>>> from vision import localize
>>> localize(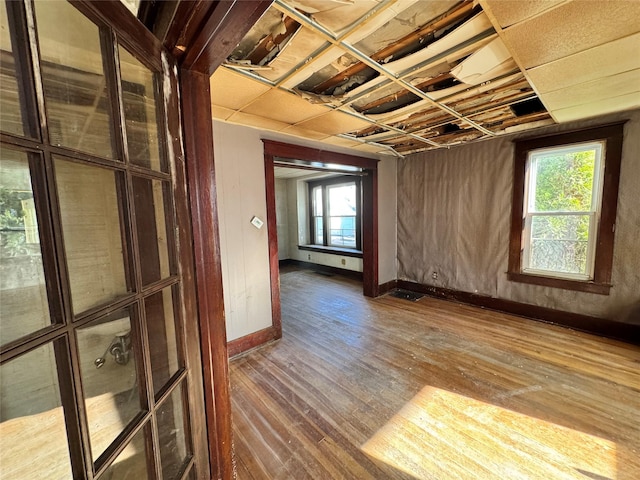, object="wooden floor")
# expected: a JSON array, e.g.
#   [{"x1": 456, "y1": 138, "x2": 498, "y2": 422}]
[{"x1": 229, "y1": 268, "x2": 640, "y2": 480}]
